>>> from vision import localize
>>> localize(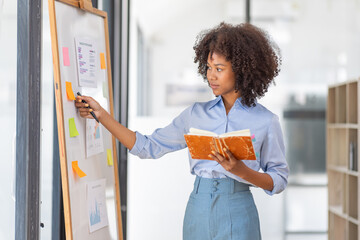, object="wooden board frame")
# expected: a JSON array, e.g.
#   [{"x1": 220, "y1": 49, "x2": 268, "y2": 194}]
[{"x1": 48, "y1": 0, "x2": 123, "y2": 239}]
